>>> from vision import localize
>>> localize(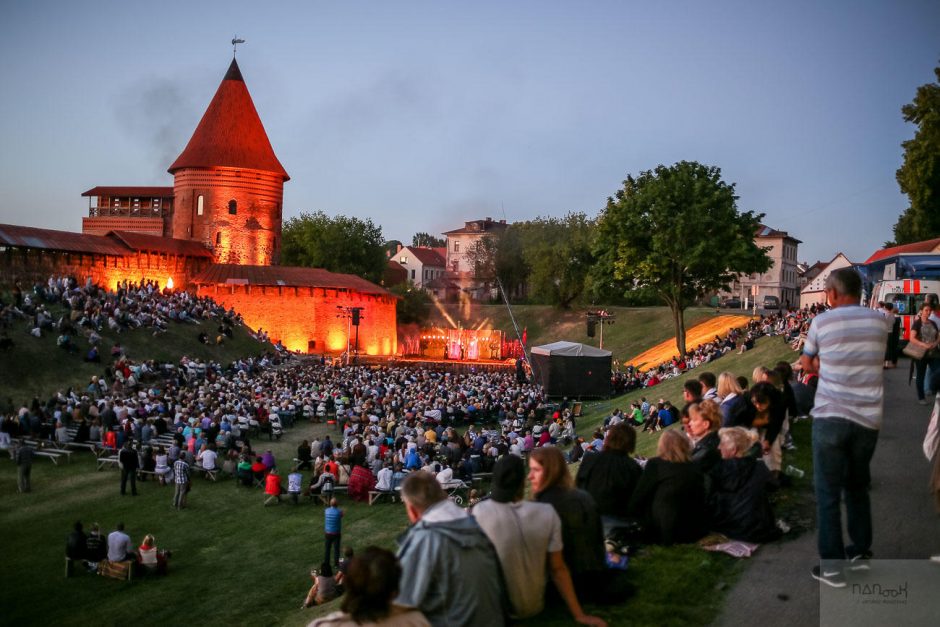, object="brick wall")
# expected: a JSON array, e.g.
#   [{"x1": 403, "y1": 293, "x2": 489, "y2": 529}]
[
  {"x1": 170, "y1": 166, "x2": 284, "y2": 266},
  {"x1": 0, "y1": 248, "x2": 208, "y2": 290},
  {"x1": 196, "y1": 283, "x2": 398, "y2": 355},
  {"x1": 81, "y1": 216, "x2": 164, "y2": 236}
]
